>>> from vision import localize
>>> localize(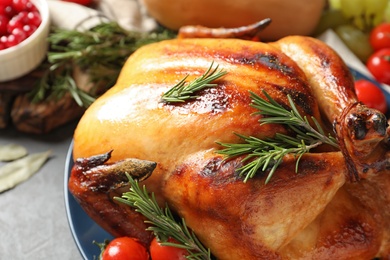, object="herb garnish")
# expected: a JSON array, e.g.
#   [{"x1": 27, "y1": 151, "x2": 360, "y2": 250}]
[
  {"x1": 217, "y1": 91, "x2": 339, "y2": 183},
  {"x1": 116, "y1": 174, "x2": 212, "y2": 260},
  {"x1": 29, "y1": 22, "x2": 176, "y2": 107},
  {"x1": 161, "y1": 62, "x2": 227, "y2": 103}
]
